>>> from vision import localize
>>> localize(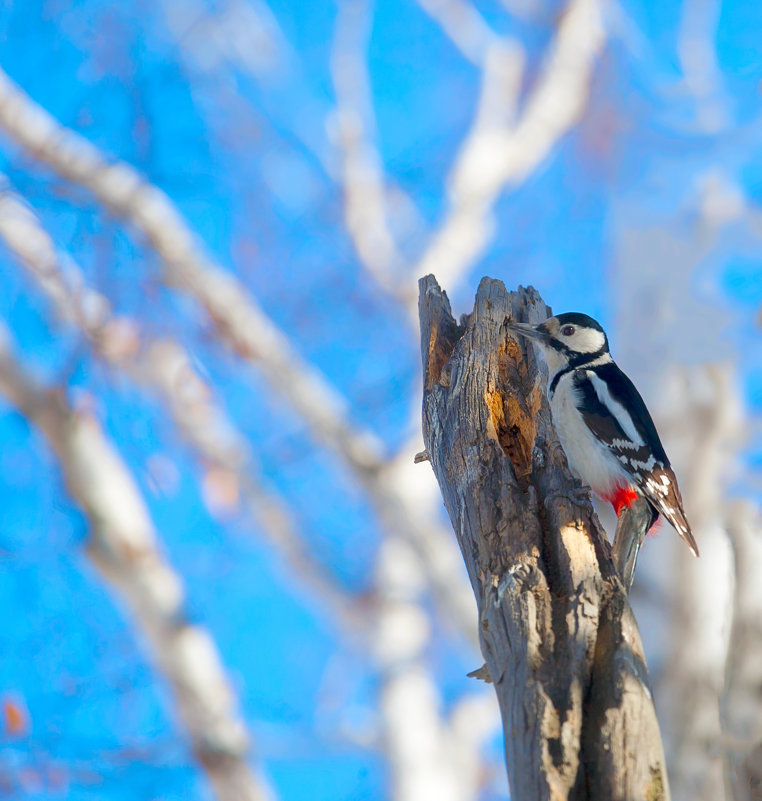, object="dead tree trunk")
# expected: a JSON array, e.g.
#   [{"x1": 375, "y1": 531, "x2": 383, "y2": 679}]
[{"x1": 419, "y1": 275, "x2": 670, "y2": 801}]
